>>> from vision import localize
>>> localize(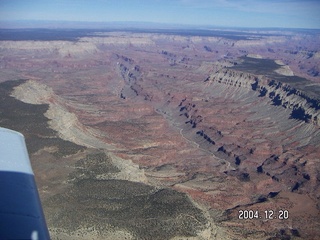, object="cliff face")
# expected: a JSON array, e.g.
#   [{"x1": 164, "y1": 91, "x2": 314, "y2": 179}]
[
  {"x1": 71, "y1": 40, "x2": 320, "y2": 238},
  {"x1": 11, "y1": 80, "x2": 115, "y2": 149},
  {"x1": 206, "y1": 68, "x2": 320, "y2": 126},
  {"x1": 172, "y1": 64, "x2": 320, "y2": 210},
  {"x1": 2, "y1": 29, "x2": 320, "y2": 239}
]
